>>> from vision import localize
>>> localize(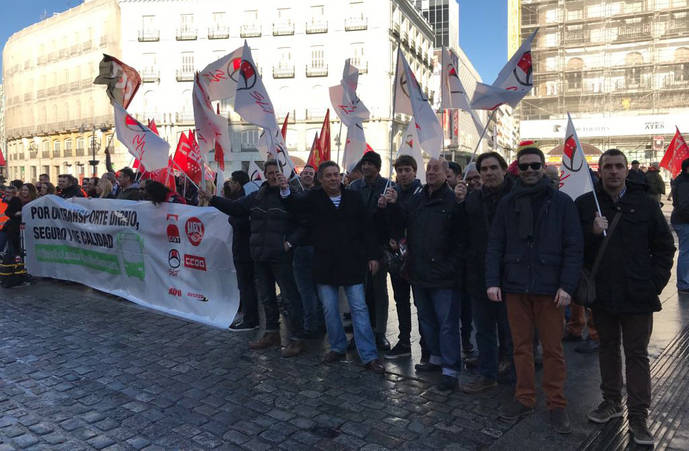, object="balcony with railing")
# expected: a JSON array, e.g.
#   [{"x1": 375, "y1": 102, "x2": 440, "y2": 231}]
[
  {"x1": 306, "y1": 19, "x2": 328, "y2": 34},
  {"x1": 305, "y1": 108, "x2": 327, "y2": 120},
  {"x1": 142, "y1": 68, "x2": 160, "y2": 83},
  {"x1": 615, "y1": 22, "x2": 652, "y2": 42},
  {"x1": 564, "y1": 29, "x2": 590, "y2": 45},
  {"x1": 273, "y1": 64, "x2": 295, "y2": 78},
  {"x1": 273, "y1": 20, "x2": 295, "y2": 36},
  {"x1": 42, "y1": 150, "x2": 50, "y2": 159},
  {"x1": 176, "y1": 69, "x2": 194, "y2": 82},
  {"x1": 306, "y1": 64, "x2": 328, "y2": 77},
  {"x1": 76, "y1": 145, "x2": 85, "y2": 157},
  {"x1": 176, "y1": 27, "x2": 198, "y2": 40},
  {"x1": 81, "y1": 41, "x2": 92, "y2": 52},
  {"x1": 345, "y1": 16, "x2": 368, "y2": 31},
  {"x1": 138, "y1": 29, "x2": 160, "y2": 42},
  {"x1": 64, "y1": 146, "x2": 73, "y2": 157},
  {"x1": 175, "y1": 112, "x2": 195, "y2": 123},
  {"x1": 666, "y1": 19, "x2": 689, "y2": 35},
  {"x1": 661, "y1": 71, "x2": 689, "y2": 89},
  {"x1": 208, "y1": 25, "x2": 229, "y2": 39},
  {"x1": 240, "y1": 24, "x2": 261, "y2": 38},
  {"x1": 52, "y1": 148, "x2": 60, "y2": 158},
  {"x1": 352, "y1": 61, "x2": 368, "y2": 74}
]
